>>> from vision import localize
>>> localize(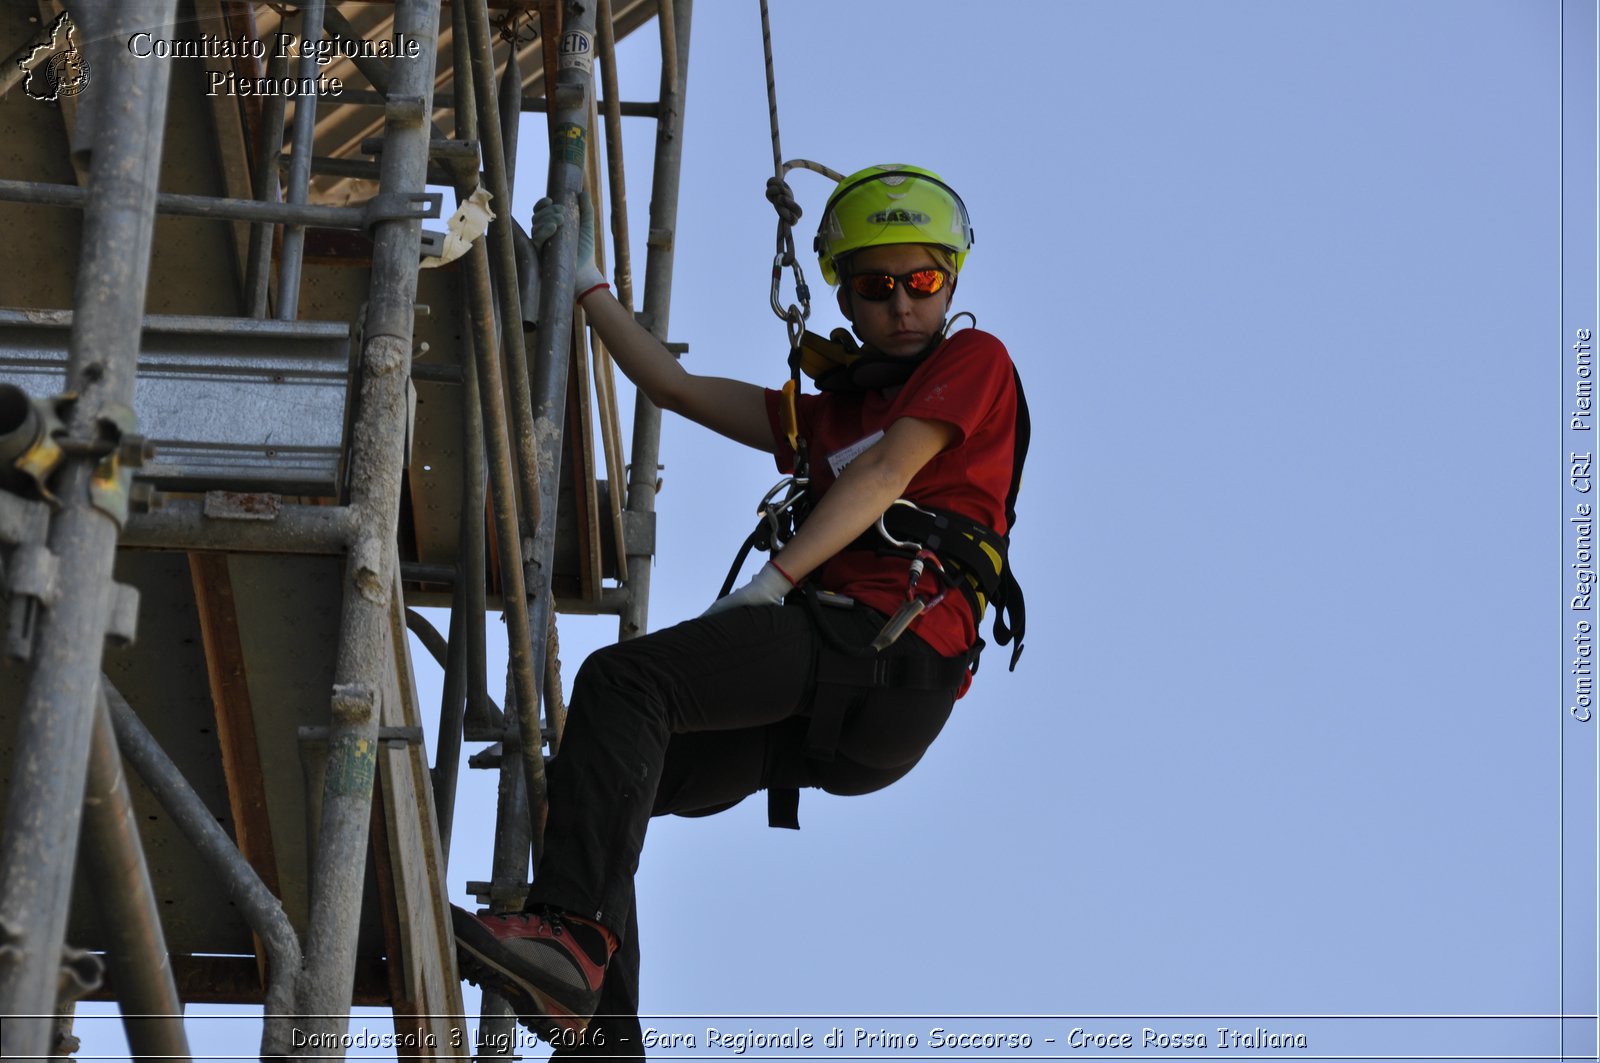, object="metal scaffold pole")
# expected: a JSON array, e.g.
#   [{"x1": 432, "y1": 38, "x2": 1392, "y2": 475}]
[
  {"x1": 289, "y1": 0, "x2": 442, "y2": 1047},
  {"x1": 464, "y1": 0, "x2": 603, "y2": 869},
  {"x1": 81, "y1": 689, "x2": 189, "y2": 1061},
  {"x1": 621, "y1": 0, "x2": 692, "y2": 643},
  {"x1": 0, "y1": 1, "x2": 178, "y2": 1055}
]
